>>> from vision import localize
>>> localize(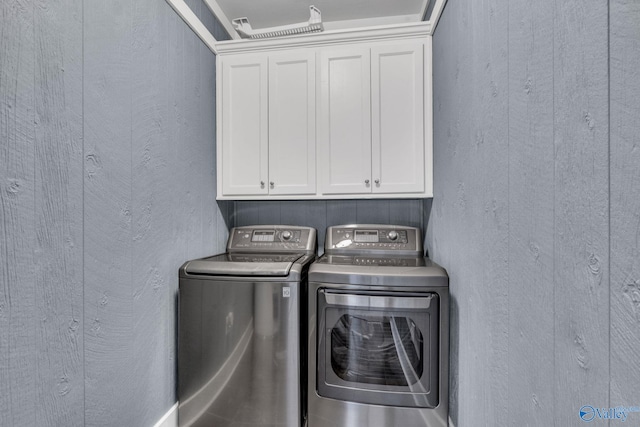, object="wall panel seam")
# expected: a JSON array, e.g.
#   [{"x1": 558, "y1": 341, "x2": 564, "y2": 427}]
[
  {"x1": 607, "y1": 0, "x2": 611, "y2": 416},
  {"x1": 129, "y1": 1, "x2": 135, "y2": 420},
  {"x1": 552, "y1": 1, "x2": 557, "y2": 424},
  {"x1": 82, "y1": 0, "x2": 86, "y2": 423},
  {"x1": 506, "y1": 0, "x2": 510, "y2": 418},
  {"x1": 32, "y1": 2, "x2": 37, "y2": 425}
]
